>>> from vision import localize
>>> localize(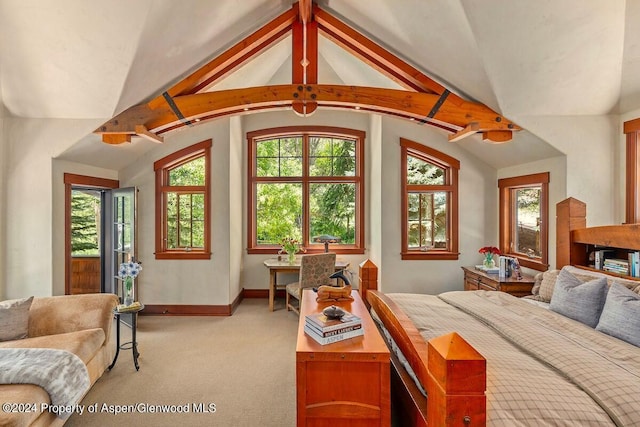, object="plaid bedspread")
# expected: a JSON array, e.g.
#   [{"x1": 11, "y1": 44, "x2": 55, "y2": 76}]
[{"x1": 386, "y1": 291, "x2": 640, "y2": 426}]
